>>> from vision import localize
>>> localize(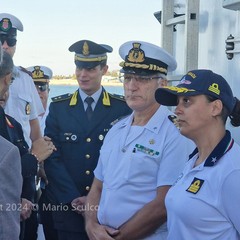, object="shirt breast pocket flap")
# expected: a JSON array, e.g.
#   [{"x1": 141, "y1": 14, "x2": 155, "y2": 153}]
[{"x1": 17, "y1": 93, "x2": 31, "y2": 103}]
